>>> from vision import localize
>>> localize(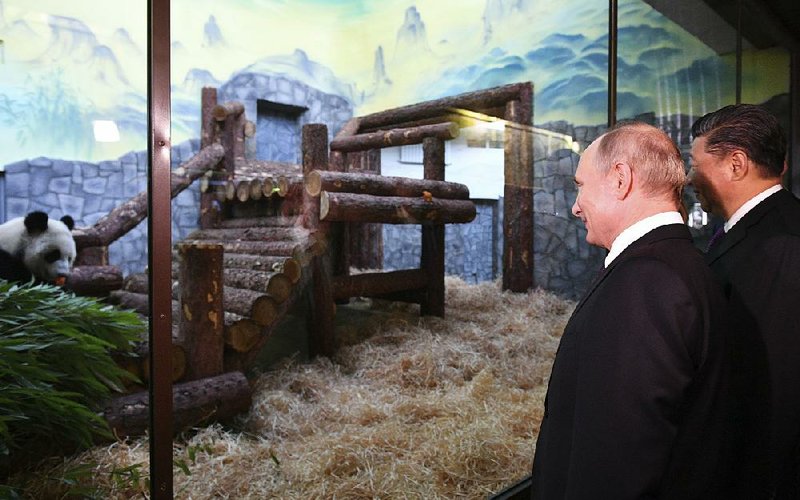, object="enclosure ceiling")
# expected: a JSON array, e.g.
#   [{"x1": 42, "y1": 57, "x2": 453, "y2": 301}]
[{"x1": 644, "y1": 0, "x2": 800, "y2": 53}]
